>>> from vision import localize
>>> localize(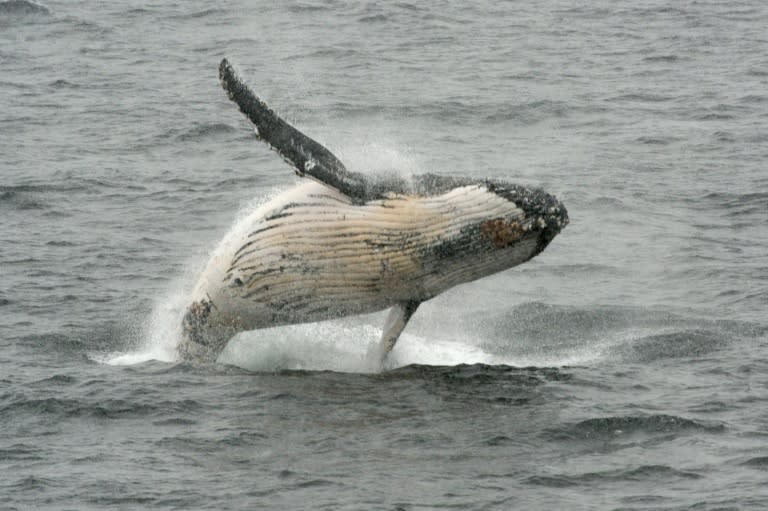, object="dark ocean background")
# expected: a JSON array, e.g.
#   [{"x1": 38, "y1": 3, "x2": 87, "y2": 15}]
[{"x1": 2, "y1": 0, "x2": 767, "y2": 509}]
